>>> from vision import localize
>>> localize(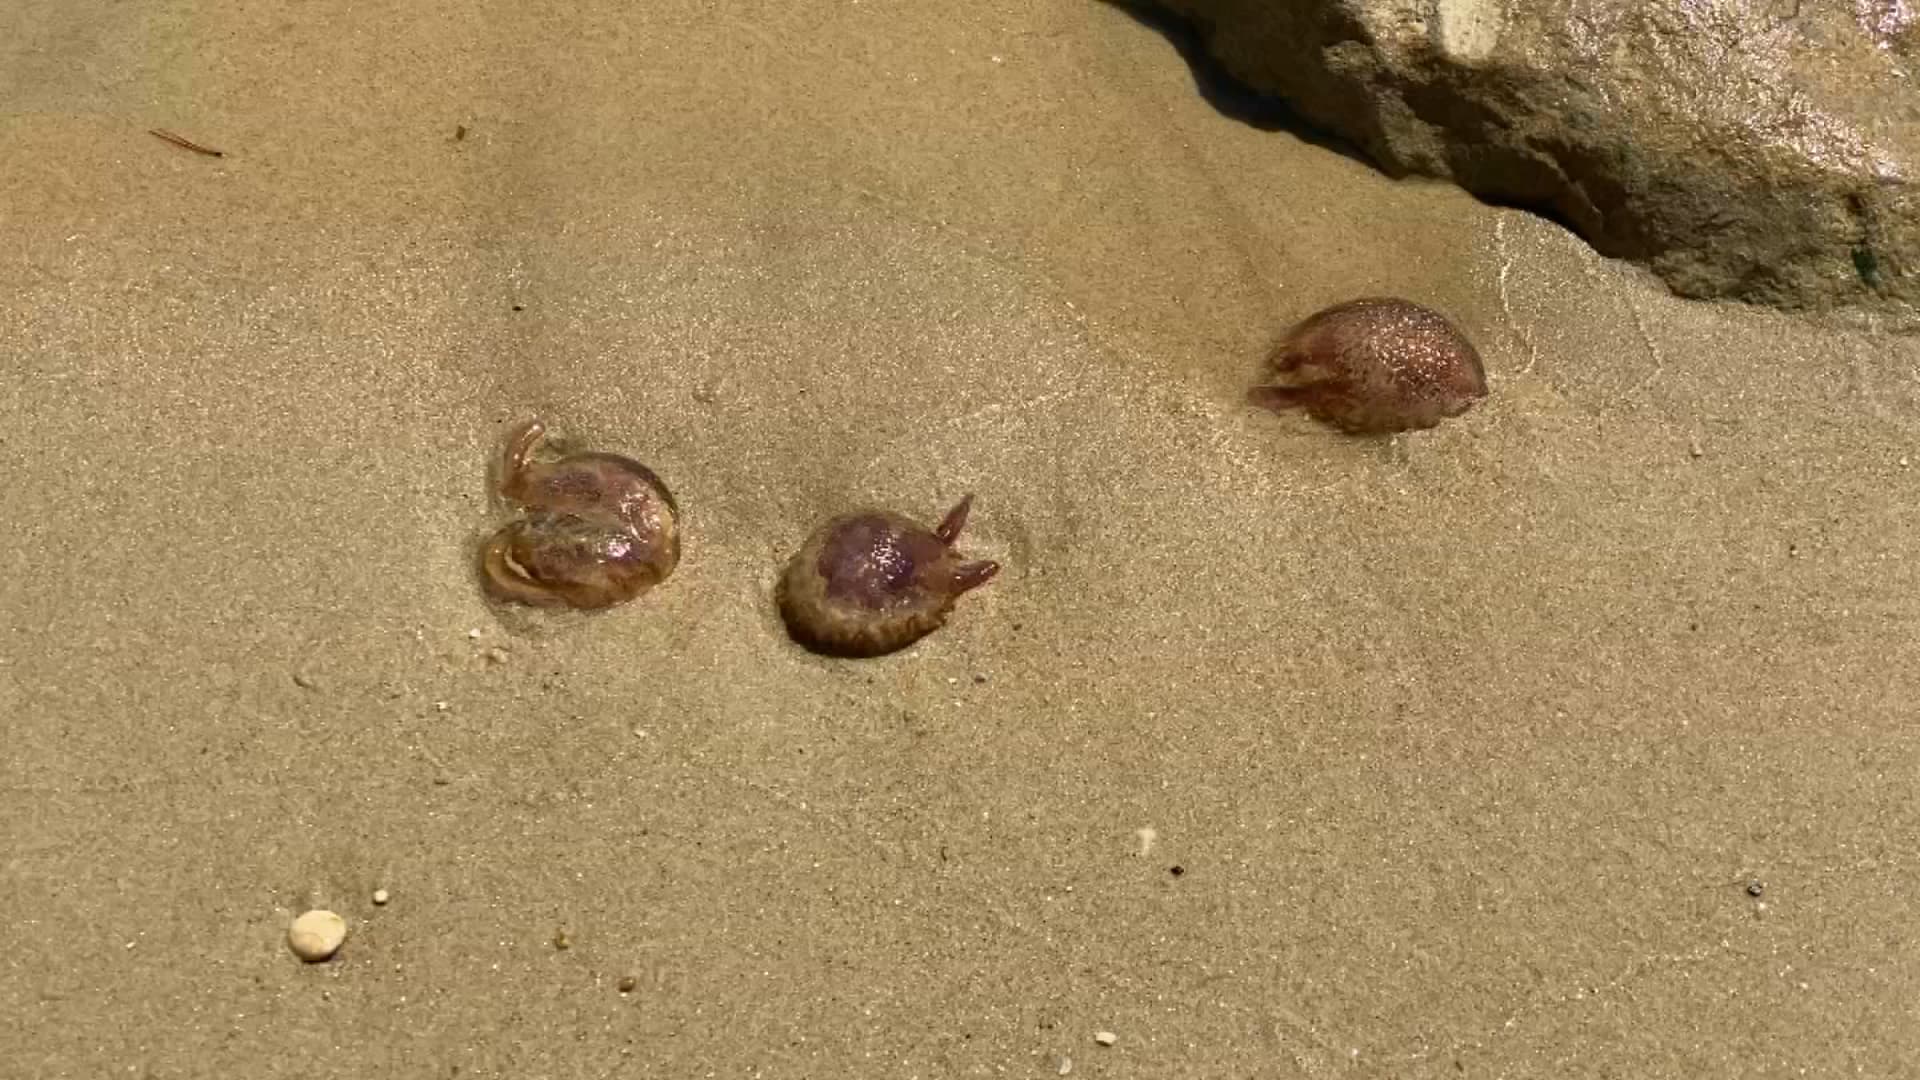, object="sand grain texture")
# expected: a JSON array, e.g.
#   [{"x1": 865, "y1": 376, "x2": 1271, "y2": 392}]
[{"x1": 4, "y1": 1, "x2": 1918, "y2": 1077}]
